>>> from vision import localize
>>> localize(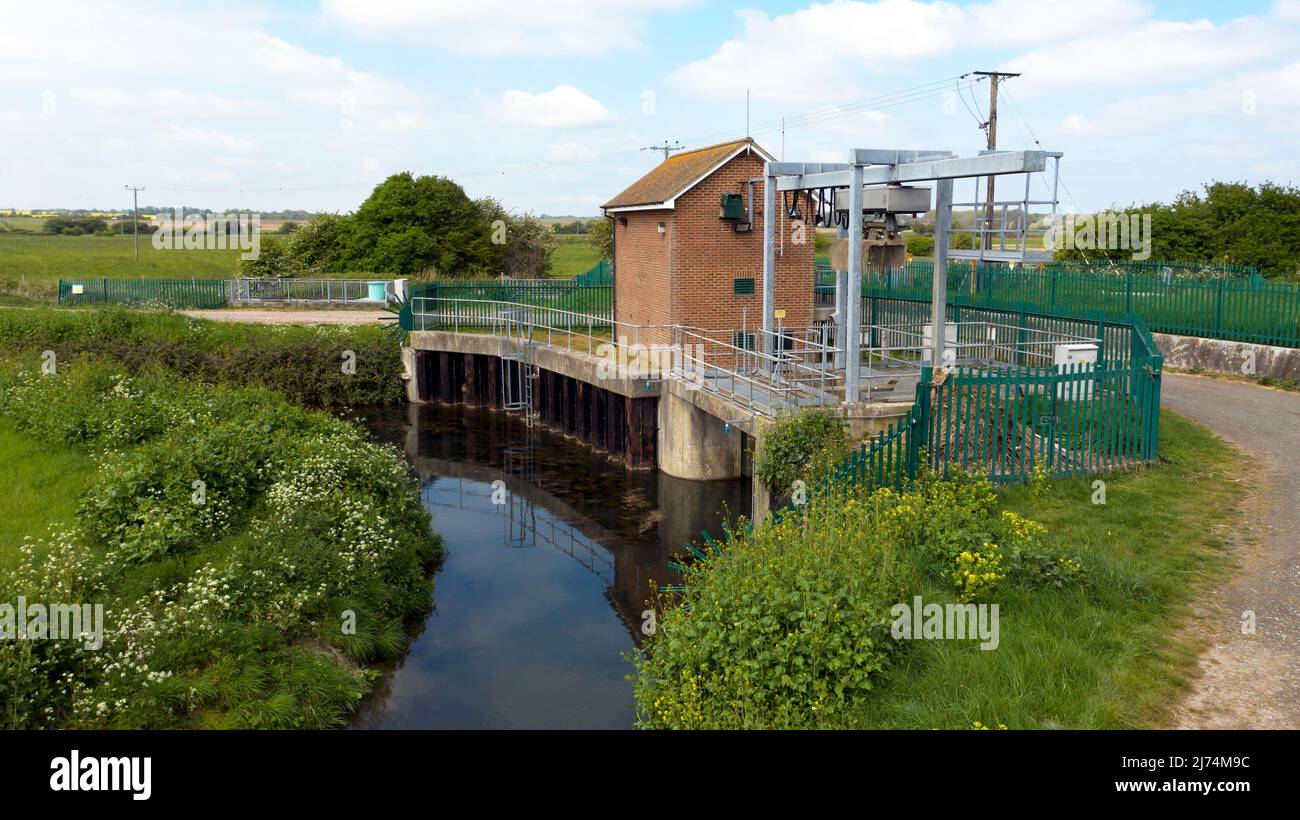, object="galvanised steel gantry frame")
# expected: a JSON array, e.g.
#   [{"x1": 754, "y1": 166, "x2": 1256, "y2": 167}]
[{"x1": 761, "y1": 148, "x2": 1062, "y2": 402}]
